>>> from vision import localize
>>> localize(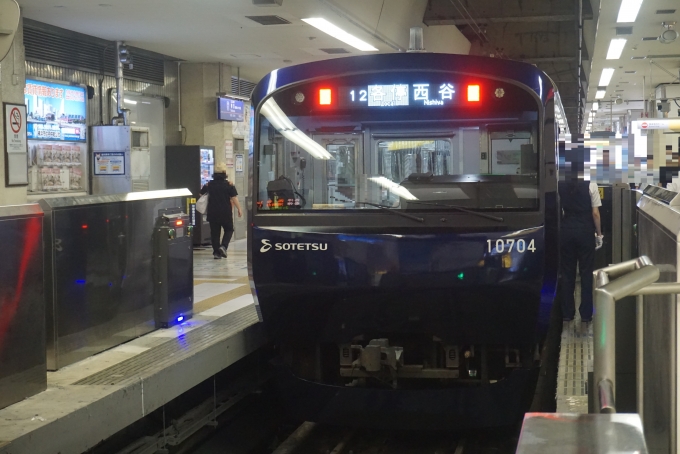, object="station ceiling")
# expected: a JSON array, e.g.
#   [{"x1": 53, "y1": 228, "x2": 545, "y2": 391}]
[
  {"x1": 587, "y1": 0, "x2": 679, "y2": 132},
  {"x1": 17, "y1": 0, "x2": 442, "y2": 82},
  {"x1": 18, "y1": 0, "x2": 680, "y2": 133},
  {"x1": 424, "y1": 0, "x2": 595, "y2": 135}
]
